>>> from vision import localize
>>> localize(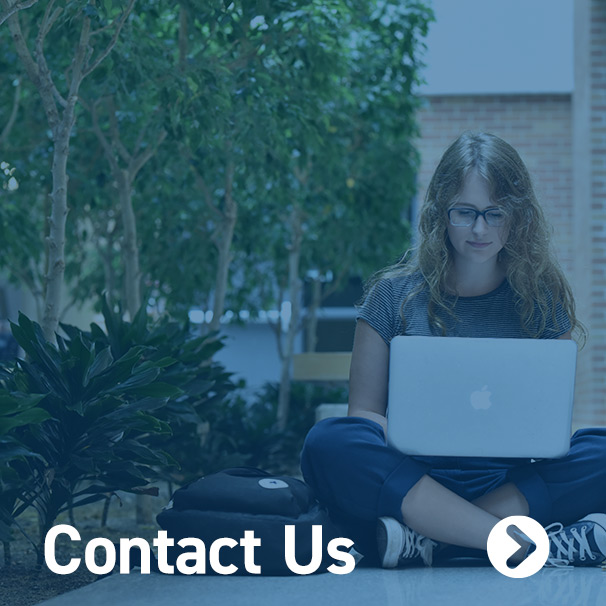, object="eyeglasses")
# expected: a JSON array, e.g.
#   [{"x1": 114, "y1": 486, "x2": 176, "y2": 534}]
[{"x1": 447, "y1": 207, "x2": 507, "y2": 228}]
